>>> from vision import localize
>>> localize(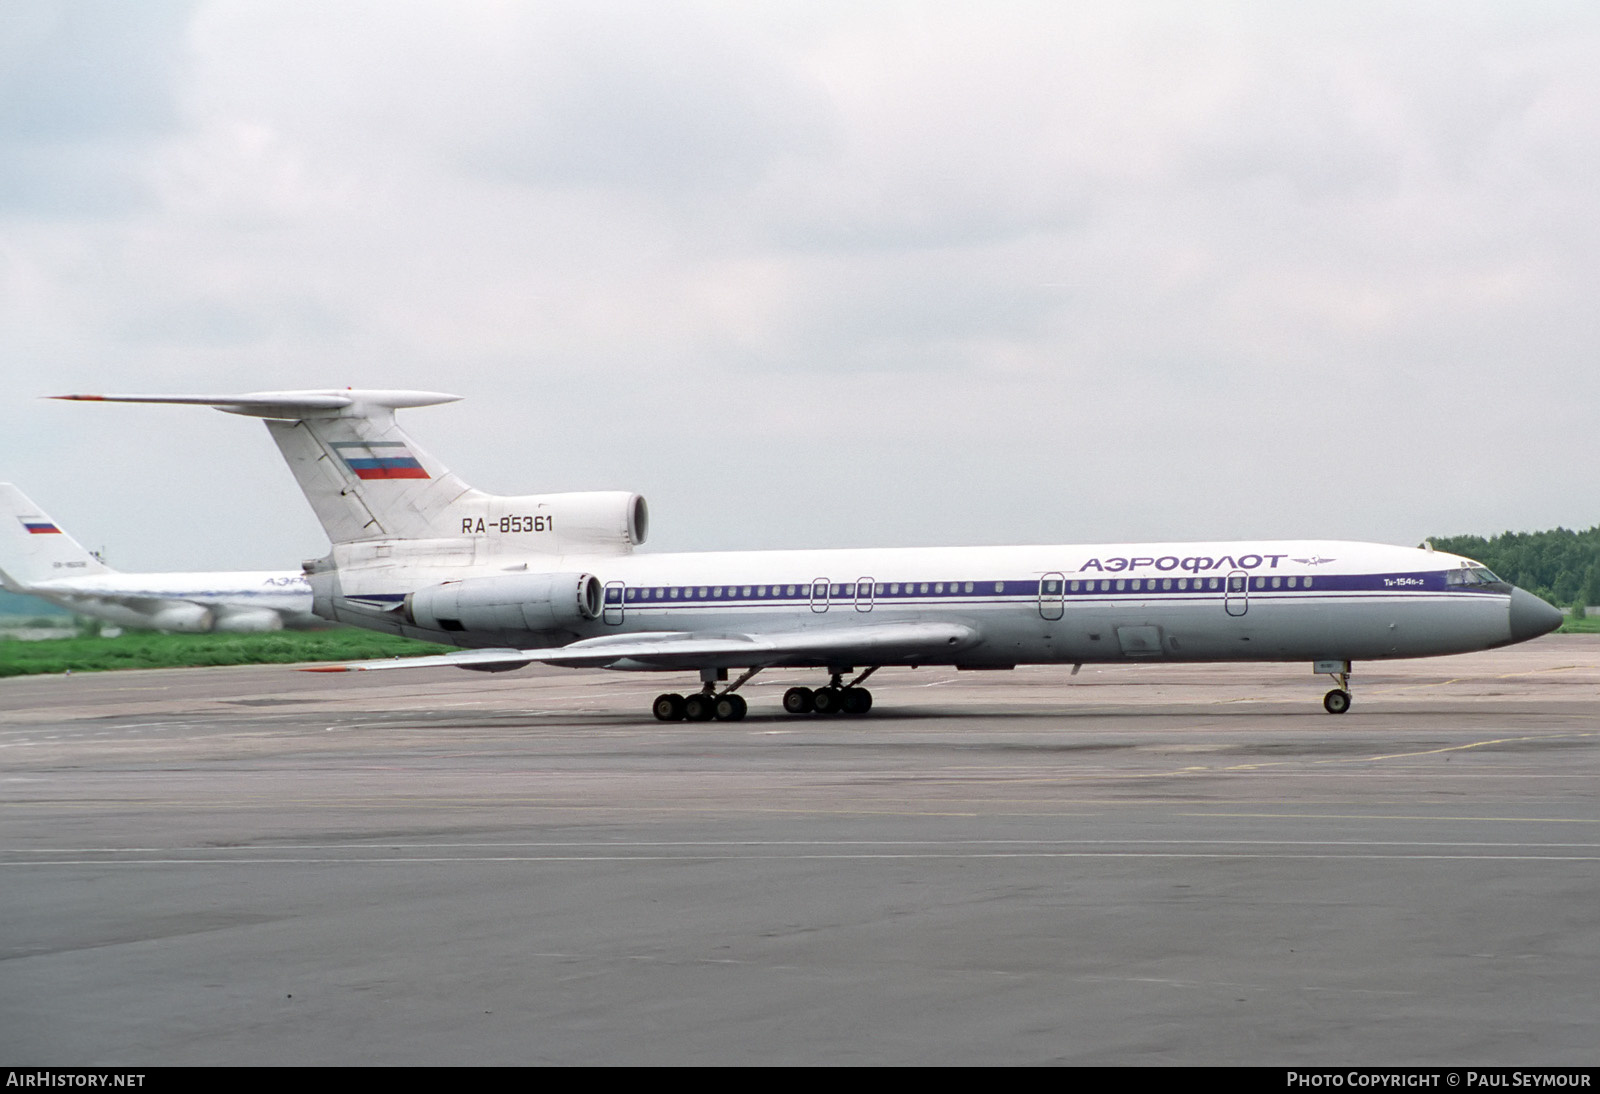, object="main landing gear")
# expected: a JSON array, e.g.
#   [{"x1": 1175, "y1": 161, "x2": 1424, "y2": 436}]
[
  {"x1": 653, "y1": 667, "x2": 761, "y2": 723},
  {"x1": 651, "y1": 667, "x2": 883, "y2": 721},
  {"x1": 783, "y1": 667, "x2": 879, "y2": 717},
  {"x1": 651, "y1": 690, "x2": 748, "y2": 722},
  {"x1": 1319, "y1": 660, "x2": 1353, "y2": 715}
]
